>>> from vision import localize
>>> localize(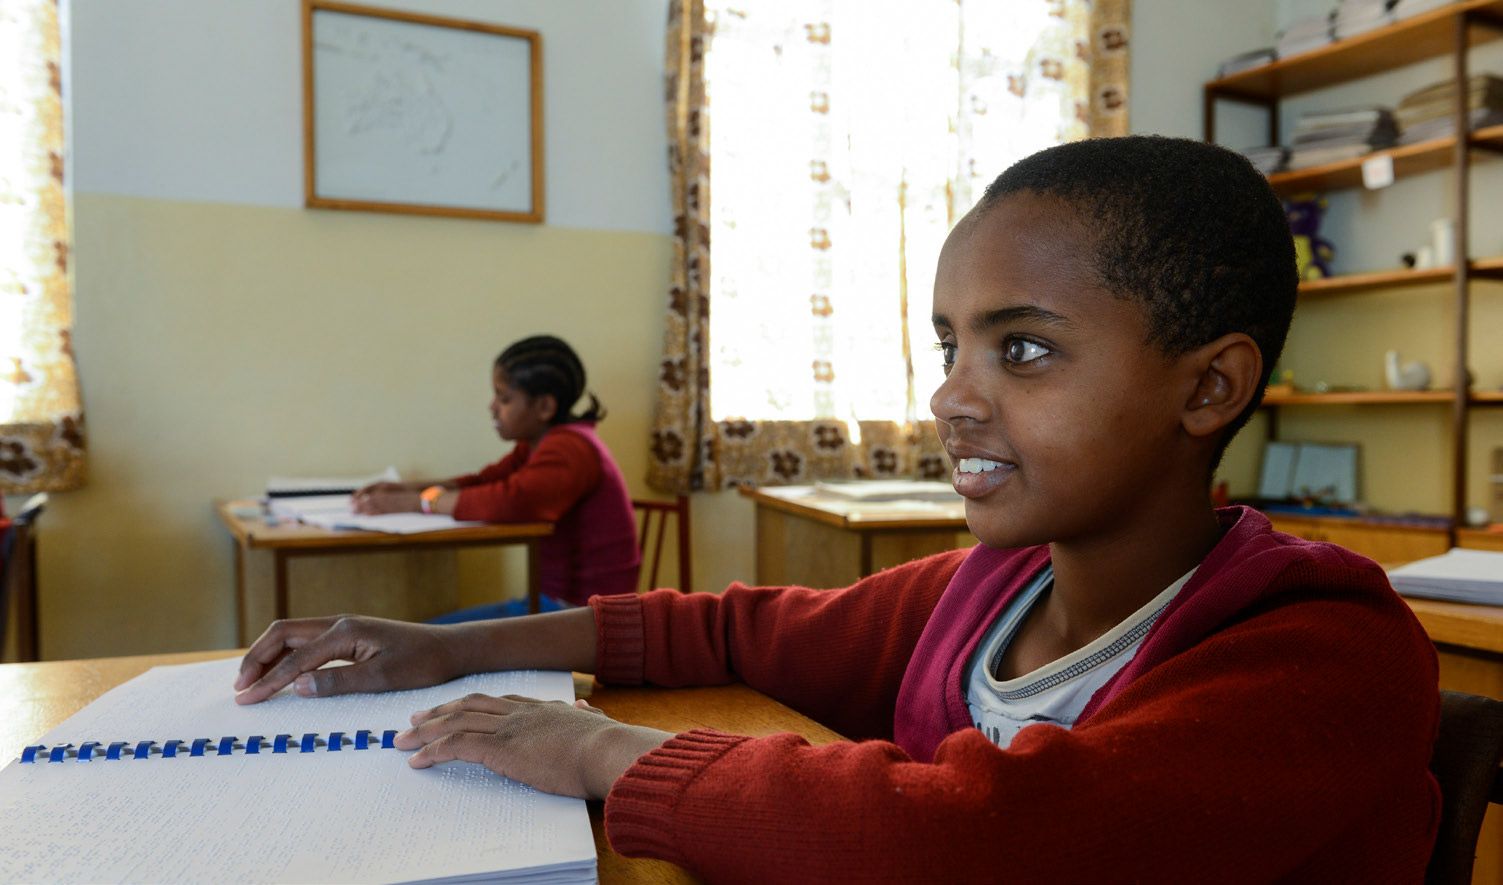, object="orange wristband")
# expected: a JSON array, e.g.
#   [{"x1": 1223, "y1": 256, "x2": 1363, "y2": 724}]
[{"x1": 419, "y1": 485, "x2": 444, "y2": 514}]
